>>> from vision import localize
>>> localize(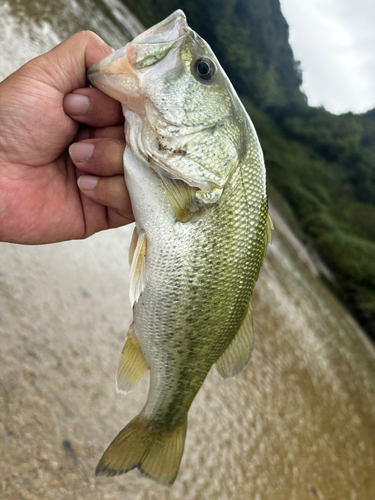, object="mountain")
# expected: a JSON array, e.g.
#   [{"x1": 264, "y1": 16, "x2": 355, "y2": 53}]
[
  {"x1": 123, "y1": 0, "x2": 305, "y2": 106},
  {"x1": 122, "y1": 0, "x2": 375, "y2": 340}
]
